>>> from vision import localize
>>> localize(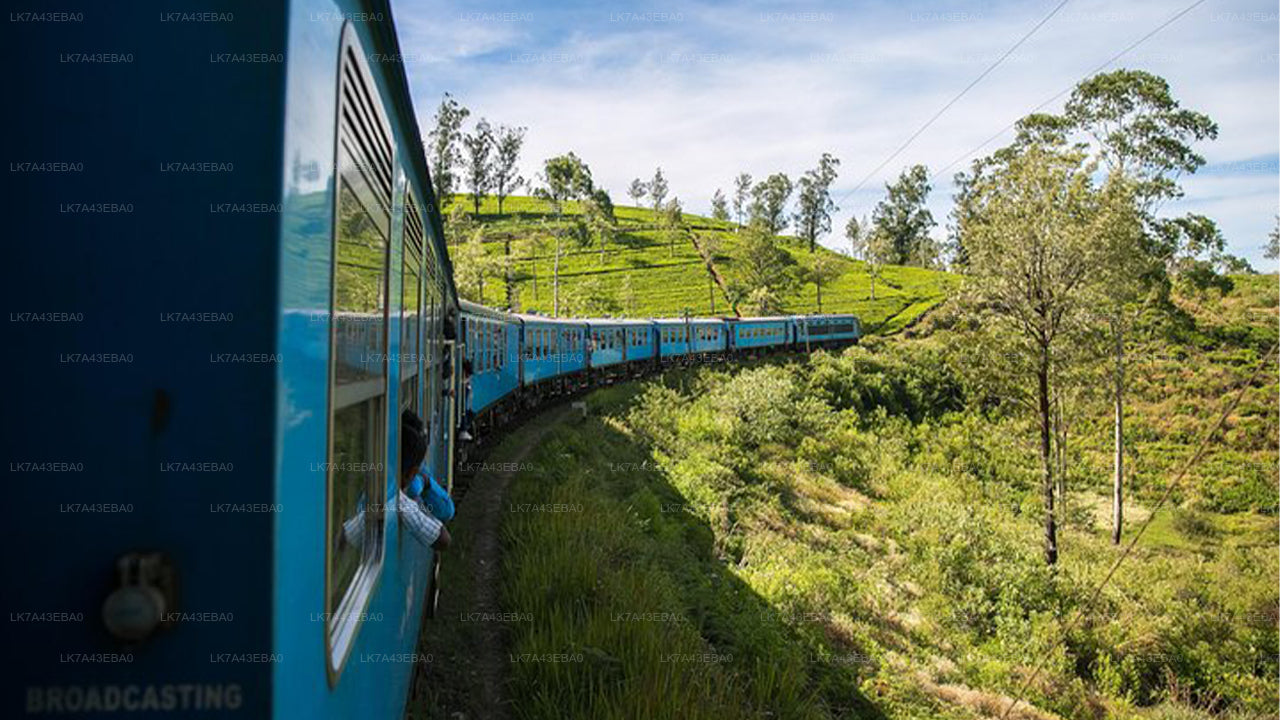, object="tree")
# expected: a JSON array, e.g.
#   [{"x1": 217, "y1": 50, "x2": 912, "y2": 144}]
[
  {"x1": 801, "y1": 252, "x2": 845, "y2": 313},
  {"x1": 426, "y1": 93, "x2": 470, "y2": 210},
  {"x1": 491, "y1": 124, "x2": 526, "y2": 216},
  {"x1": 534, "y1": 153, "x2": 594, "y2": 316},
  {"x1": 444, "y1": 203, "x2": 476, "y2": 247},
  {"x1": 627, "y1": 178, "x2": 647, "y2": 207},
  {"x1": 649, "y1": 167, "x2": 669, "y2": 215},
  {"x1": 693, "y1": 231, "x2": 725, "y2": 313},
  {"x1": 520, "y1": 232, "x2": 549, "y2": 303},
  {"x1": 749, "y1": 173, "x2": 793, "y2": 236},
  {"x1": 534, "y1": 152, "x2": 593, "y2": 216},
  {"x1": 463, "y1": 118, "x2": 494, "y2": 215},
  {"x1": 870, "y1": 164, "x2": 935, "y2": 266},
  {"x1": 563, "y1": 277, "x2": 620, "y2": 317},
  {"x1": 454, "y1": 225, "x2": 497, "y2": 304},
  {"x1": 583, "y1": 189, "x2": 617, "y2": 264},
  {"x1": 959, "y1": 143, "x2": 1111, "y2": 565},
  {"x1": 660, "y1": 197, "x2": 684, "y2": 258},
  {"x1": 711, "y1": 189, "x2": 729, "y2": 222},
  {"x1": 1265, "y1": 215, "x2": 1279, "y2": 261},
  {"x1": 793, "y1": 153, "x2": 841, "y2": 252},
  {"x1": 732, "y1": 173, "x2": 753, "y2": 229},
  {"x1": 1060, "y1": 69, "x2": 1218, "y2": 544},
  {"x1": 845, "y1": 216, "x2": 878, "y2": 301},
  {"x1": 617, "y1": 273, "x2": 638, "y2": 317},
  {"x1": 731, "y1": 220, "x2": 797, "y2": 315}
]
